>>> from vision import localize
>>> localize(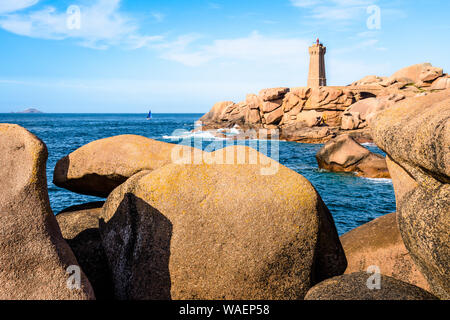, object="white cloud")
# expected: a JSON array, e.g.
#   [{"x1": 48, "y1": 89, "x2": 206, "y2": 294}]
[
  {"x1": 290, "y1": 0, "x2": 321, "y2": 7},
  {"x1": 290, "y1": 0, "x2": 387, "y2": 54},
  {"x1": 207, "y1": 2, "x2": 222, "y2": 10},
  {"x1": 291, "y1": 0, "x2": 373, "y2": 8},
  {"x1": 311, "y1": 6, "x2": 362, "y2": 21},
  {"x1": 156, "y1": 31, "x2": 310, "y2": 67},
  {"x1": 332, "y1": 38, "x2": 379, "y2": 54},
  {"x1": 1, "y1": 3, "x2": 311, "y2": 70},
  {"x1": 0, "y1": 0, "x2": 38, "y2": 14},
  {"x1": 331, "y1": 0, "x2": 373, "y2": 6},
  {"x1": 151, "y1": 12, "x2": 165, "y2": 23},
  {"x1": 0, "y1": 0, "x2": 163, "y2": 49},
  {"x1": 0, "y1": 0, "x2": 389, "y2": 83},
  {"x1": 290, "y1": 0, "x2": 375, "y2": 23}
]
